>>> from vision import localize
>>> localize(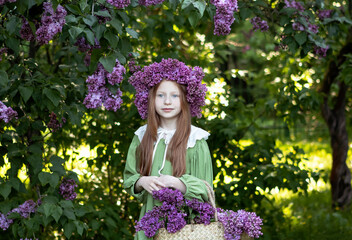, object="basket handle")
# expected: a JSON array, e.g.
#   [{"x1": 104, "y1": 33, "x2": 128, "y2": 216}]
[{"x1": 202, "y1": 180, "x2": 218, "y2": 222}]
